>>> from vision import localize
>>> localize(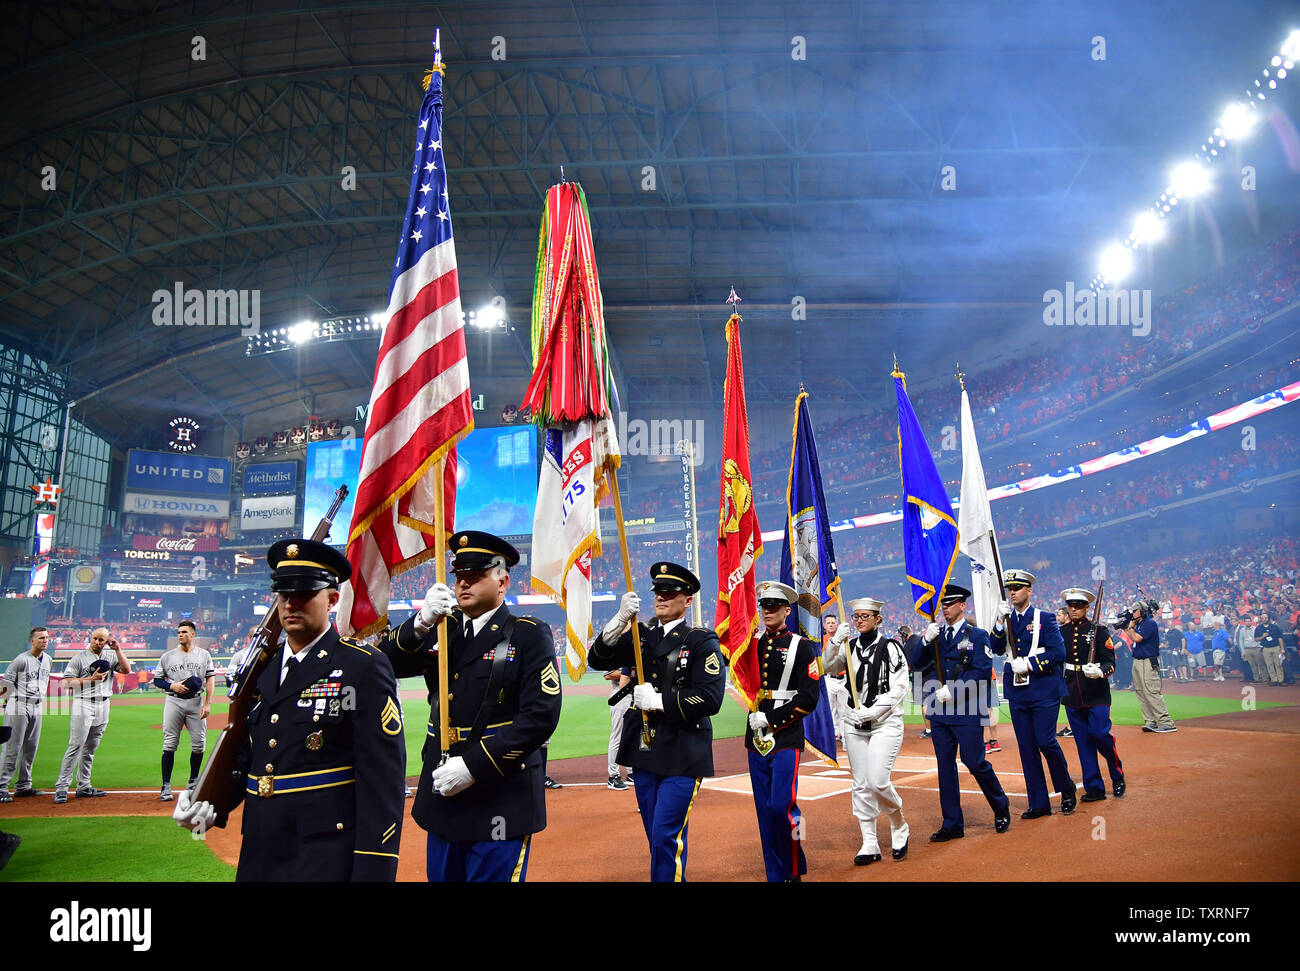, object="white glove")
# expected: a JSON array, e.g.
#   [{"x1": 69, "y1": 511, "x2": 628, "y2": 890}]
[
  {"x1": 748, "y1": 711, "x2": 770, "y2": 732},
  {"x1": 843, "y1": 708, "x2": 864, "y2": 729},
  {"x1": 830, "y1": 624, "x2": 851, "y2": 646},
  {"x1": 632, "y1": 683, "x2": 663, "y2": 712},
  {"x1": 934, "y1": 684, "x2": 953, "y2": 705},
  {"x1": 1082, "y1": 663, "x2": 1104, "y2": 679},
  {"x1": 418, "y1": 583, "x2": 457, "y2": 630},
  {"x1": 602, "y1": 592, "x2": 642, "y2": 644},
  {"x1": 1010, "y1": 656, "x2": 1030, "y2": 676},
  {"x1": 173, "y1": 790, "x2": 216, "y2": 833},
  {"x1": 432, "y1": 755, "x2": 475, "y2": 797},
  {"x1": 923, "y1": 622, "x2": 942, "y2": 644},
  {"x1": 997, "y1": 600, "x2": 1012, "y2": 619}
]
